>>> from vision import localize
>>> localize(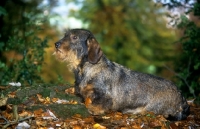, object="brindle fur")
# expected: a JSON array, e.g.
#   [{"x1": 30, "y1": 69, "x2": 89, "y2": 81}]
[{"x1": 54, "y1": 29, "x2": 189, "y2": 120}]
